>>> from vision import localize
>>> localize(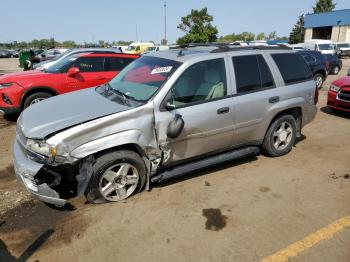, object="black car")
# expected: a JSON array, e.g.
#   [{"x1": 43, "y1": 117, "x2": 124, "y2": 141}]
[
  {"x1": 298, "y1": 50, "x2": 328, "y2": 89},
  {"x1": 323, "y1": 54, "x2": 342, "y2": 75}
]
